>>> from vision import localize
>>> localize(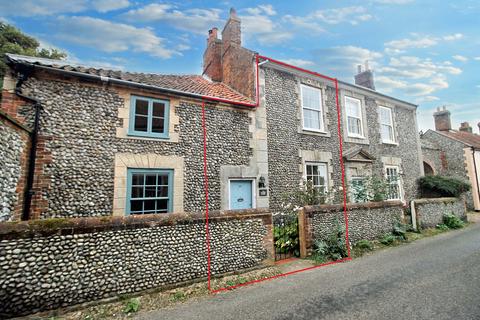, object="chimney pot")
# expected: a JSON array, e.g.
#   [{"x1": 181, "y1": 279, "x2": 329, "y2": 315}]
[
  {"x1": 354, "y1": 64, "x2": 375, "y2": 90},
  {"x1": 433, "y1": 106, "x2": 452, "y2": 131},
  {"x1": 459, "y1": 122, "x2": 473, "y2": 133},
  {"x1": 222, "y1": 7, "x2": 241, "y2": 46}
]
